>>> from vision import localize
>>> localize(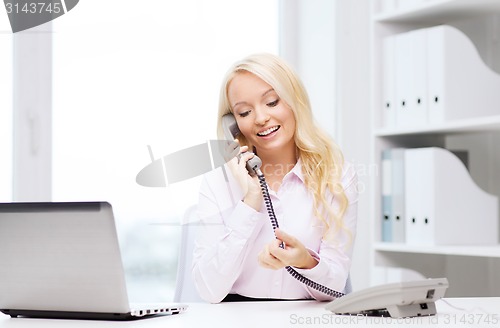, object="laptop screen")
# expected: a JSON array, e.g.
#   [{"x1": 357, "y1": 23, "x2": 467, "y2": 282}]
[{"x1": 0, "y1": 202, "x2": 131, "y2": 314}]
